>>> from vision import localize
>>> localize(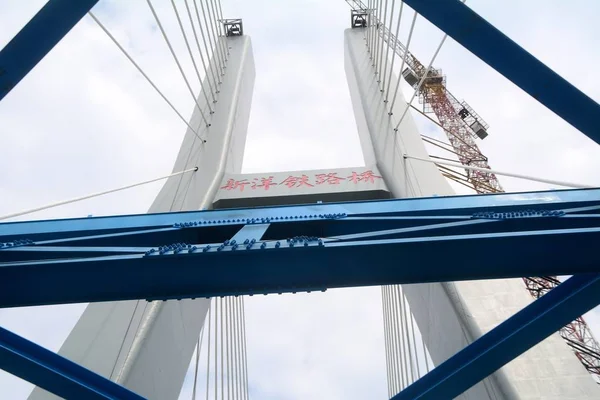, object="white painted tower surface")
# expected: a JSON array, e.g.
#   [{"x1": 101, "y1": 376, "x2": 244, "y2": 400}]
[
  {"x1": 29, "y1": 35, "x2": 255, "y2": 400},
  {"x1": 344, "y1": 26, "x2": 600, "y2": 399}
]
